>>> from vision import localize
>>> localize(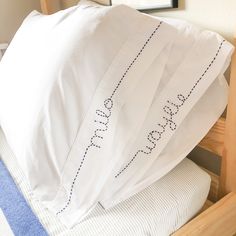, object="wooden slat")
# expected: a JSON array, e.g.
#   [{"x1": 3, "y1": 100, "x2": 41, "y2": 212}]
[
  {"x1": 173, "y1": 193, "x2": 236, "y2": 236},
  {"x1": 61, "y1": 0, "x2": 78, "y2": 9},
  {"x1": 199, "y1": 200, "x2": 214, "y2": 214},
  {"x1": 220, "y1": 39, "x2": 236, "y2": 196},
  {"x1": 198, "y1": 117, "x2": 225, "y2": 157},
  {"x1": 40, "y1": 0, "x2": 50, "y2": 14},
  {"x1": 201, "y1": 167, "x2": 220, "y2": 202}
]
